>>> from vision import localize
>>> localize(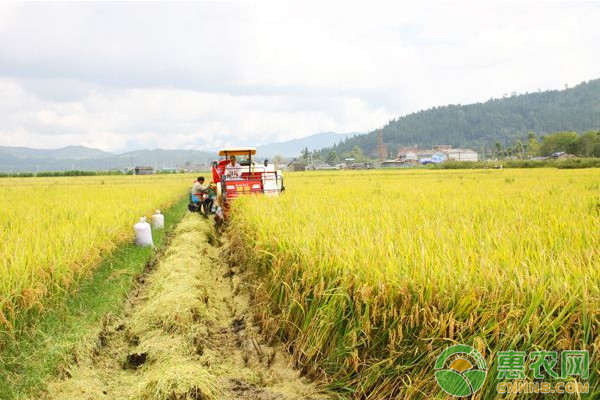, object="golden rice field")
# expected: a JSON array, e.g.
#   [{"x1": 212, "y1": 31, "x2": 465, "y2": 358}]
[
  {"x1": 0, "y1": 174, "x2": 190, "y2": 331},
  {"x1": 229, "y1": 169, "x2": 600, "y2": 399}
]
